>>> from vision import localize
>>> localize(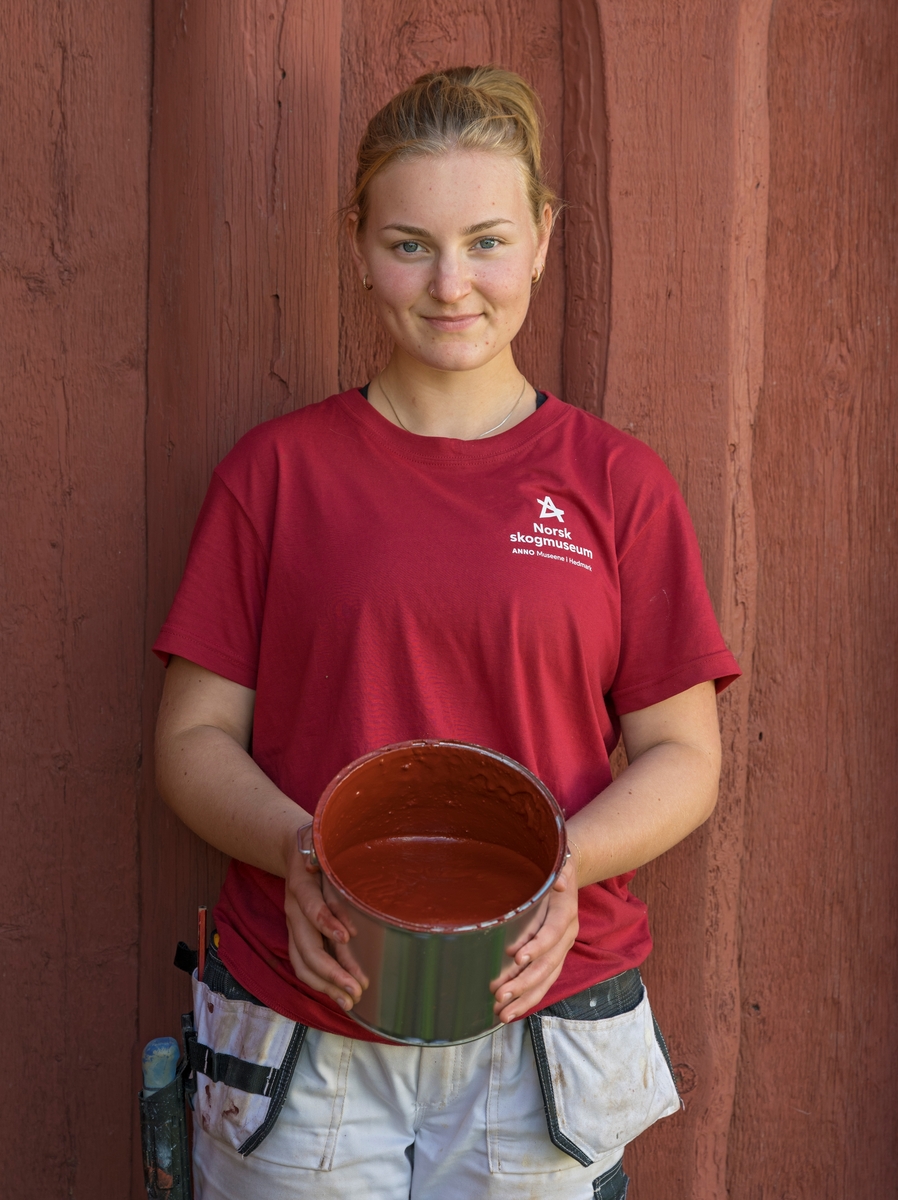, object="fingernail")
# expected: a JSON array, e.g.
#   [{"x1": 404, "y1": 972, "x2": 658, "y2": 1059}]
[
  {"x1": 337, "y1": 995, "x2": 350, "y2": 1011},
  {"x1": 501, "y1": 991, "x2": 512, "y2": 1003},
  {"x1": 333, "y1": 930, "x2": 344, "y2": 942},
  {"x1": 520, "y1": 954, "x2": 531, "y2": 965}
]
